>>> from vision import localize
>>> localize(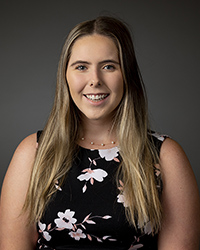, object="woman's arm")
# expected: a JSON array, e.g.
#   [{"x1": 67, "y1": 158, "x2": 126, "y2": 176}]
[
  {"x1": 0, "y1": 133, "x2": 38, "y2": 250},
  {"x1": 158, "y1": 138, "x2": 200, "y2": 250}
]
